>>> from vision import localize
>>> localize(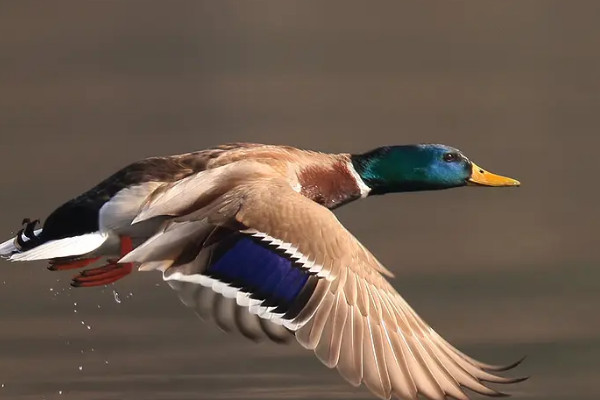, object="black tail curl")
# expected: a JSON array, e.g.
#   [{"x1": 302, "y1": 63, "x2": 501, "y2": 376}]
[{"x1": 14, "y1": 218, "x2": 42, "y2": 251}]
